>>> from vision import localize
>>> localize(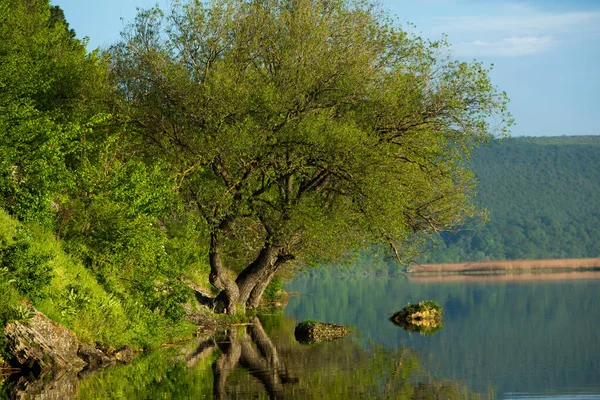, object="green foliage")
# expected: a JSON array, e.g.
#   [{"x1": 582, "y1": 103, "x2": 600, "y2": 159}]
[
  {"x1": 0, "y1": 0, "x2": 200, "y2": 354},
  {"x1": 58, "y1": 284, "x2": 92, "y2": 320},
  {"x1": 60, "y1": 196, "x2": 193, "y2": 323},
  {"x1": 0, "y1": 267, "x2": 20, "y2": 327},
  {"x1": 418, "y1": 136, "x2": 600, "y2": 262},
  {"x1": 0, "y1": 227, "x2": 53, "y2": 301},
  {"x1": 417, "y1": 300, "x2": 443, "y2": 312},
  {"x1": 0, "y1": 207, "x2": 195, "y2": 351},
  {"x1": 109, "y1": 0, "x2": 511, "y2": 311},
  {"x1": 0, "y1": 0, "x2": 110, "y2": 225},
  {"x1": 262, "y1": 275, "x2": 285, "y2": 303},
  {"x1": 9, "y1": 304, "x2": 35, "y2": 323},
  {"x1": 0, "y1": 209, "x2": 52, "y2": 307}
]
